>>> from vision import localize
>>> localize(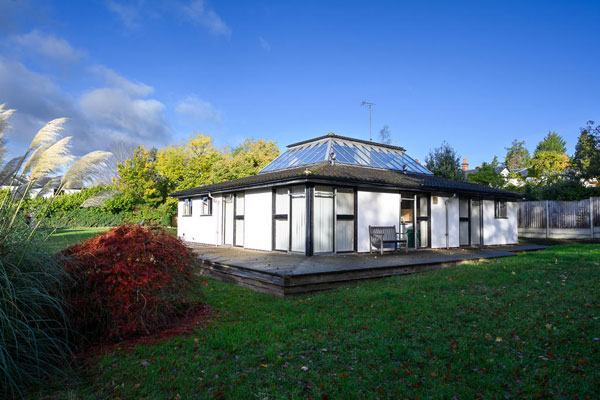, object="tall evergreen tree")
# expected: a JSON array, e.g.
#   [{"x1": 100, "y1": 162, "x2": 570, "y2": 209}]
[
  {"x1": 570, "y1": 121, "x2": 600, "y2": 179},
  {"x1": 504, "y1": 139, "x2": 530, "y2": 170},
  {"x1": 534, "y1": 131, "x2": 567, "y2": 155},
  {"x1": 424, "y1": 141, "x2": 465, "y2": 181}
]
